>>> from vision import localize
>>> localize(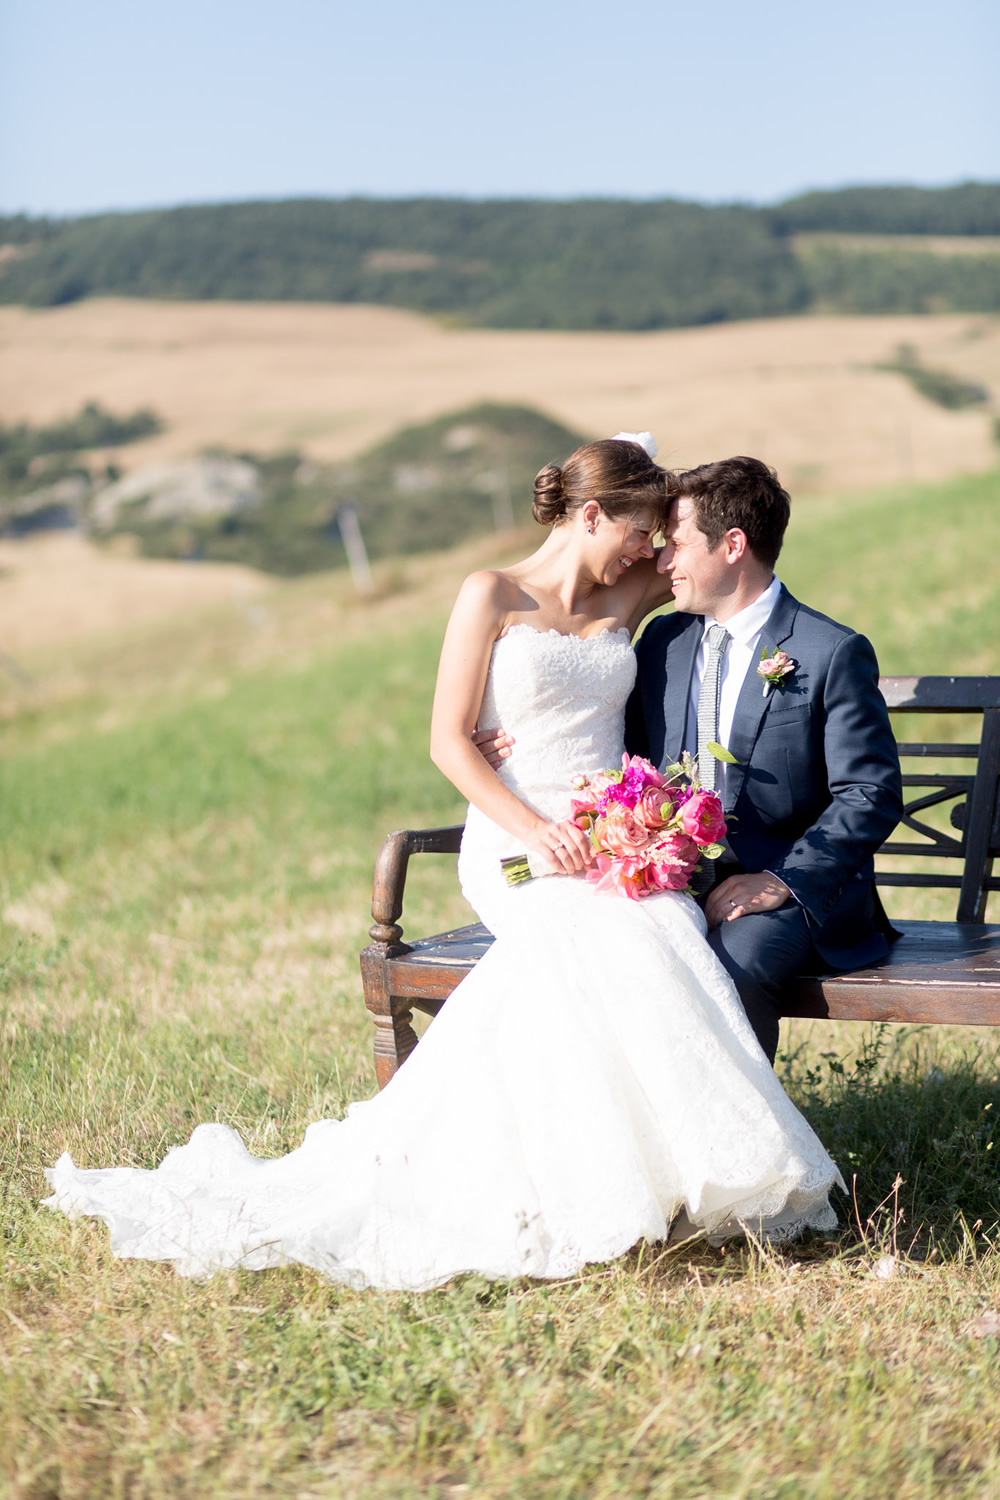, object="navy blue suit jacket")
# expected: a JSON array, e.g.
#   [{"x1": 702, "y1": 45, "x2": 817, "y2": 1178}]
[{"x1": 625, "y1": 585, "x2": 903, "y2": 970}]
